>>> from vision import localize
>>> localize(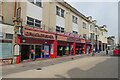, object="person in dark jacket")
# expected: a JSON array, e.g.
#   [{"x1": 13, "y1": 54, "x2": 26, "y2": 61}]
[{"x1": 106, "y1": 48, "x2": 108, "y2": 55}]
